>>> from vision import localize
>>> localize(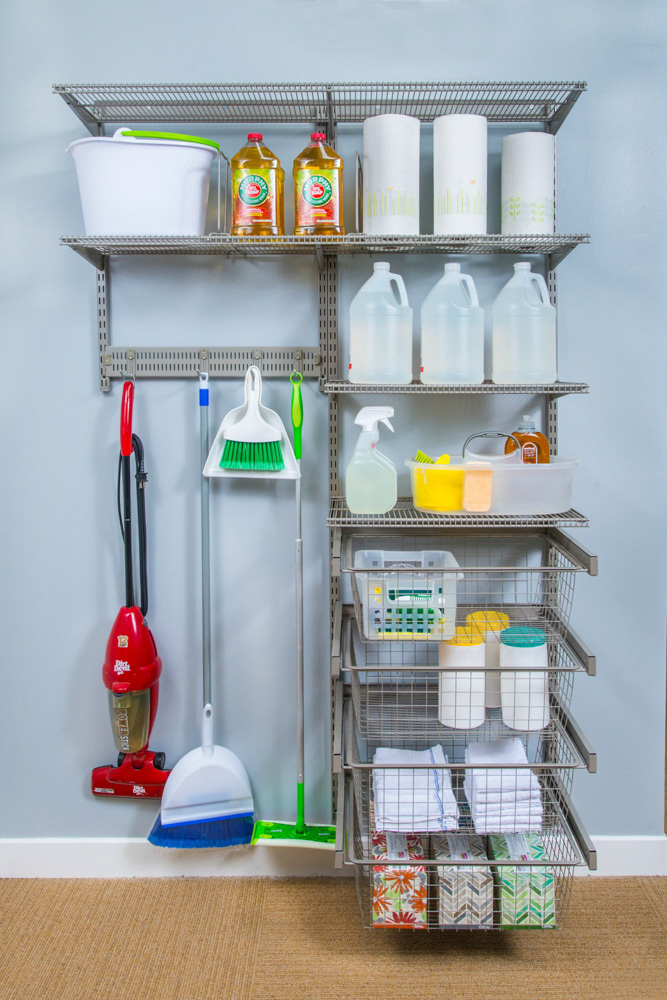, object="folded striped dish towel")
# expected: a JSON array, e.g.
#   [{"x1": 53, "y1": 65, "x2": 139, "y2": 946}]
[
  {"x1": 373, "y1": 745, "x2": 459, "y2": 833},
  {"x1": 464, "y1": 738, "x2": 543, "y2": 834}
]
